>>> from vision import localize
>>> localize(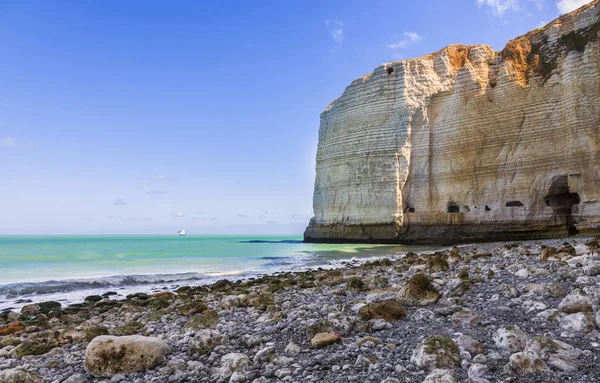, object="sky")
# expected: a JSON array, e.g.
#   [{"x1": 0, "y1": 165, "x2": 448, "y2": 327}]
[{"x1": 0, "y1": 0, "x2": 593, "y2": 235}]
